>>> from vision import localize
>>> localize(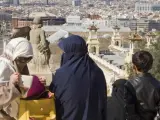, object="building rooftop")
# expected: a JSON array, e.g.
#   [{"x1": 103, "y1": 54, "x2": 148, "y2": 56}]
[
  {"x1": 101, "y1": 51, "x2": 126, "y2": 68},
  {"x1": 42, "y1": 25, "x2": 131, "y2": 33},
  {"x1": 29, "y1": 12, "x2": 56, "y2": 18}
]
